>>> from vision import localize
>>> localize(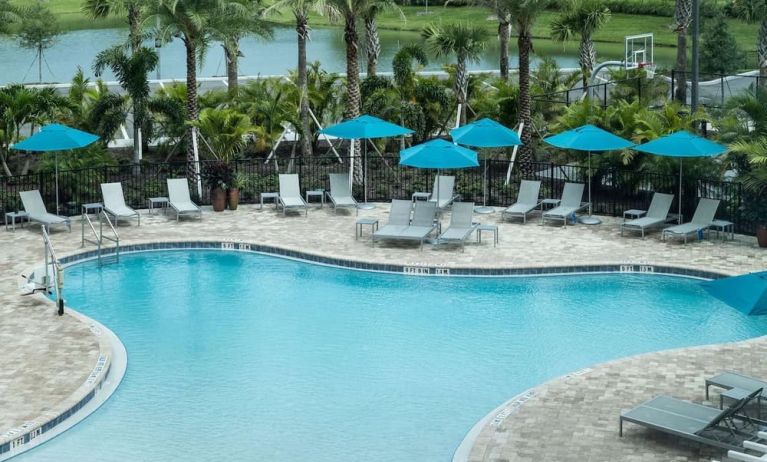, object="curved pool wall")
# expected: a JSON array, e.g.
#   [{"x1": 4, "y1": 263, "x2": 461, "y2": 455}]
[
  {"x1": 7, "y1": 240, "x2": 763, "y2": 461},
  {"x1": 0, "y1": 309, "x2": 126, "y2": 462}
]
